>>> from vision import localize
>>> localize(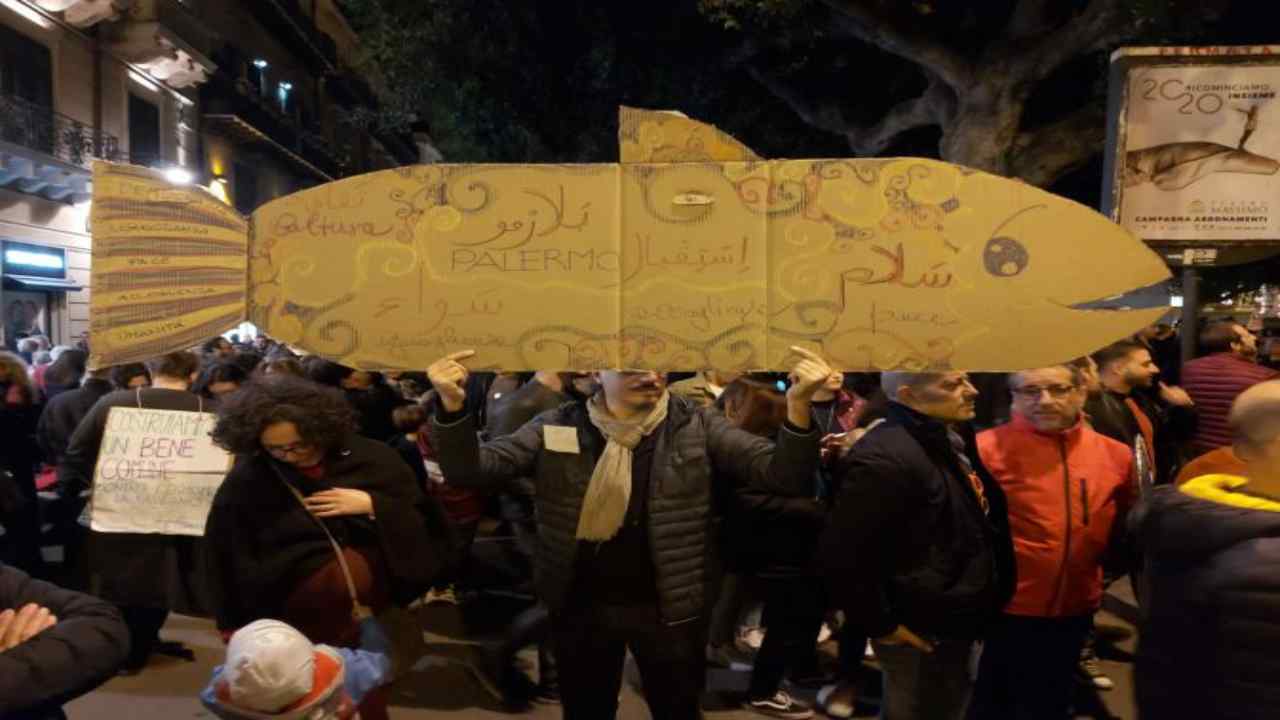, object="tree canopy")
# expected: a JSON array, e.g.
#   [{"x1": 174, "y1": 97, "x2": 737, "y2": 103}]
[{"x1": 341, "y1": 0, "x2": 1261, "y2": 203}]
